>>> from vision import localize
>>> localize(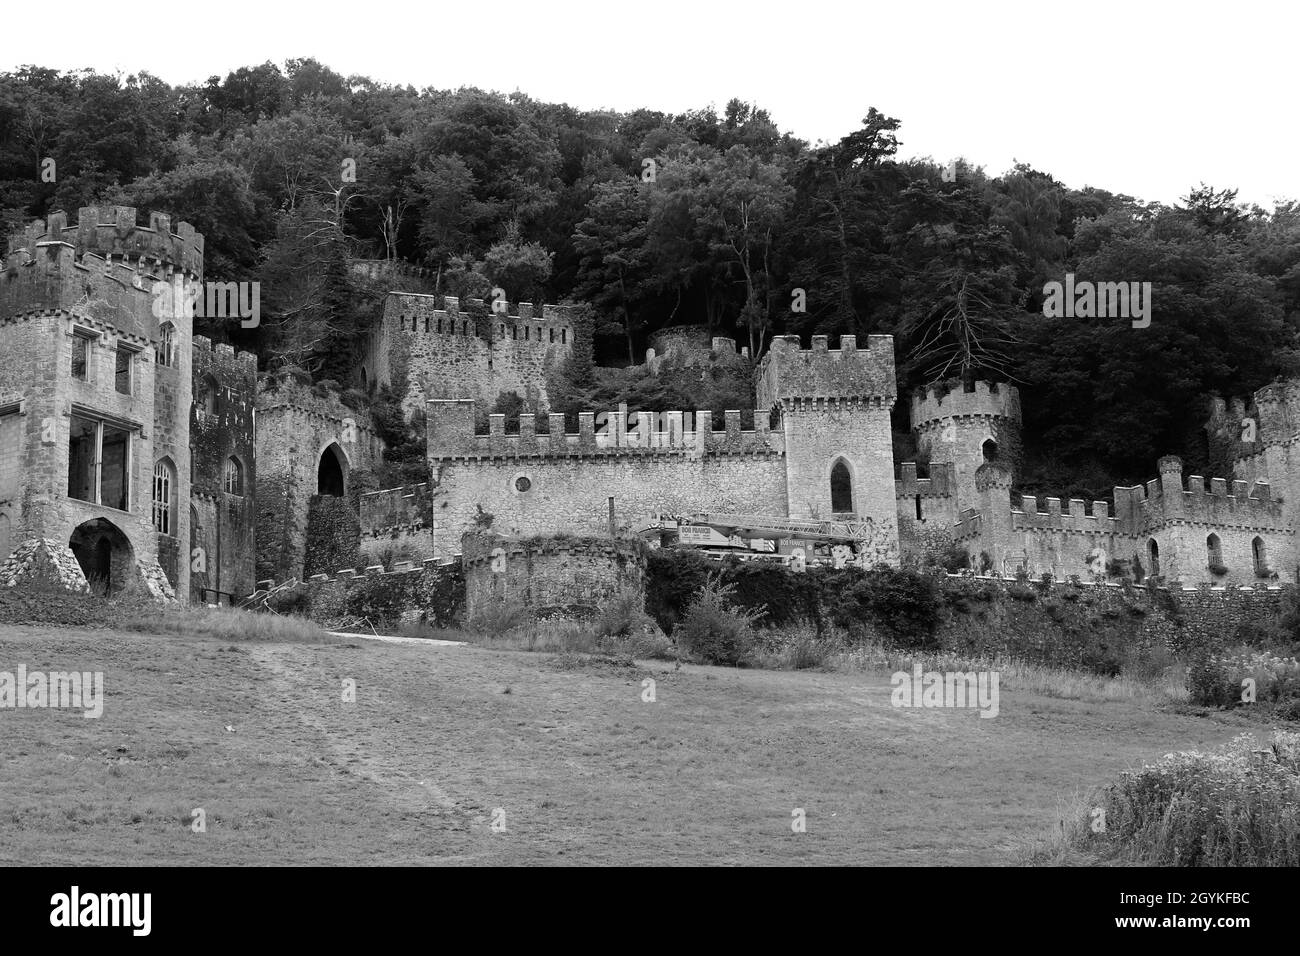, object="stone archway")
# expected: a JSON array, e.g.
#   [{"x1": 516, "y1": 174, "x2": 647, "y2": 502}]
[
  {"x1": 69, "y1": 518, "x2": 135, "y2": 597},
  {"x1": 317, "y1": 443, "x2": 348, "y2": 497}
]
